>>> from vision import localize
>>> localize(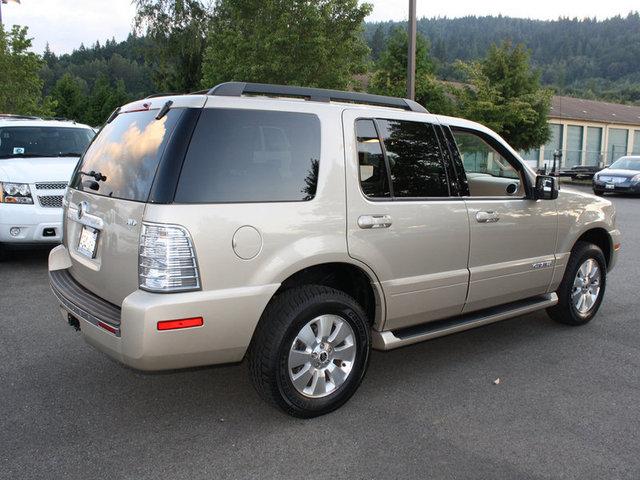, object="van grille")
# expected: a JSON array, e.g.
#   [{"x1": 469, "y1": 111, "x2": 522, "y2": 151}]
[
  {"x1": 36, "y1": 182, "x2": 67, "y2": 190},
  {"x1": 38, "y1": 195, "x2": 63, "y2": 208}
]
